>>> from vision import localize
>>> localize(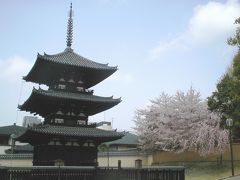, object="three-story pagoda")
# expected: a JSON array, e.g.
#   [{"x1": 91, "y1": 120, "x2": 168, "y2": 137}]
[{"x1": 16, "y1": 4, "x2": 123, "y2": 166}]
